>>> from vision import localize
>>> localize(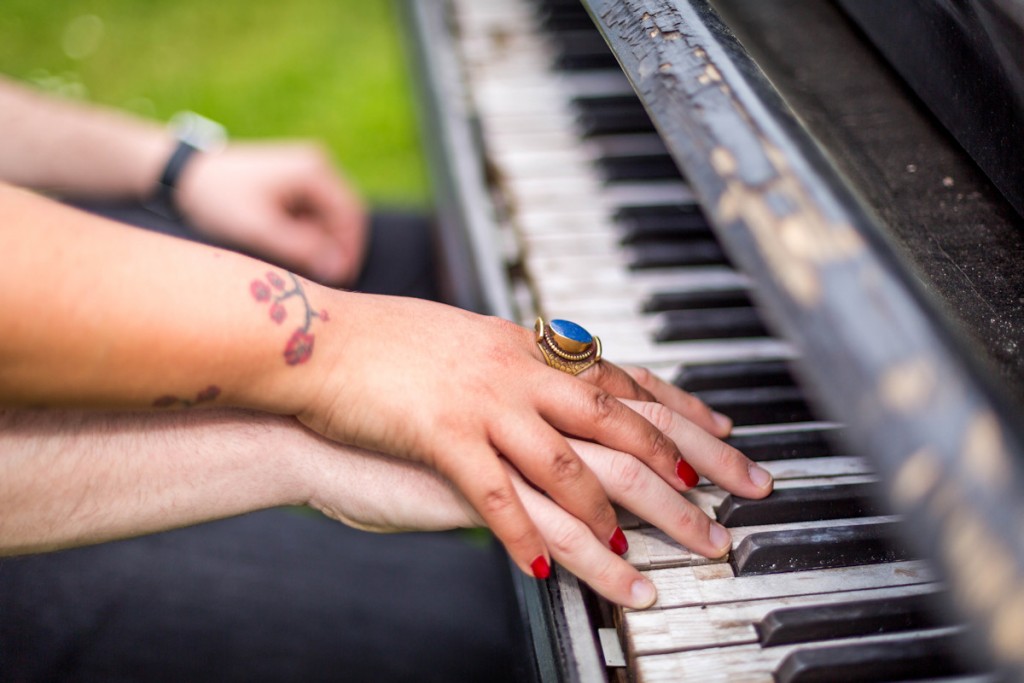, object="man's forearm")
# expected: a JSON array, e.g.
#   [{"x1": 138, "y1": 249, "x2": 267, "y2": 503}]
[
  {"x1": 0, "y1": 76, "x2": 172, "y2": 199},
  {"x1": 0, "y1": 408, "x2": 310, "y2": 555}
]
